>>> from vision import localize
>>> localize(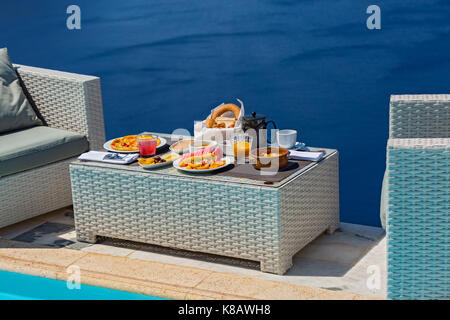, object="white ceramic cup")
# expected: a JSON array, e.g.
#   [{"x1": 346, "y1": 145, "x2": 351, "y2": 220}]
[{"x1": 276, "y1": 129, "x2": 297, "y2": 149}]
